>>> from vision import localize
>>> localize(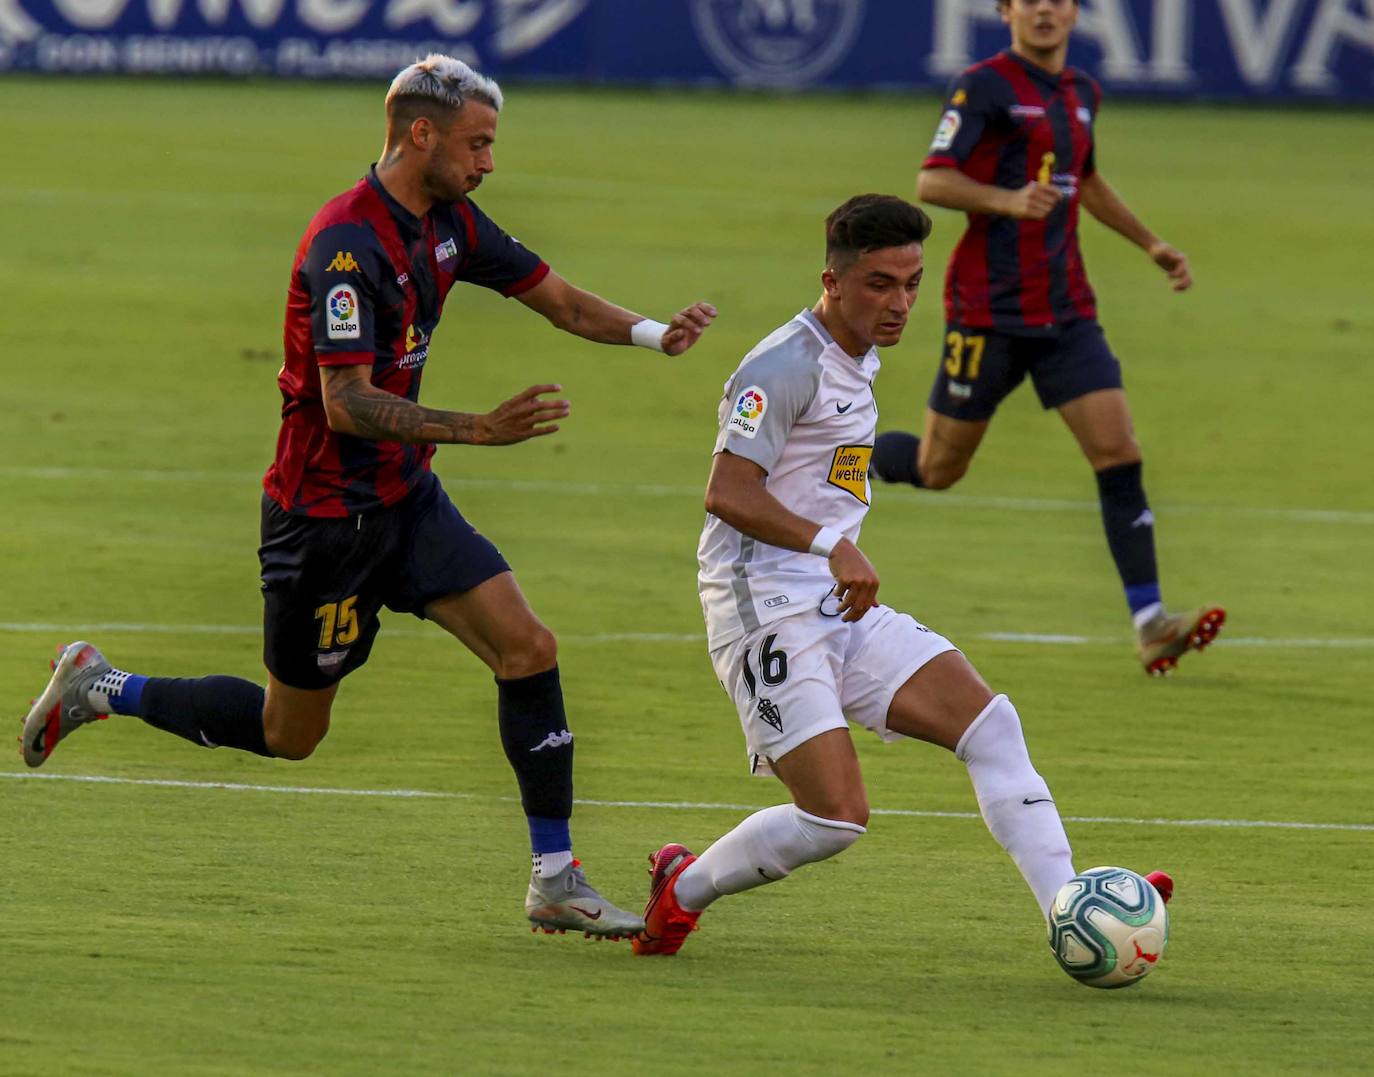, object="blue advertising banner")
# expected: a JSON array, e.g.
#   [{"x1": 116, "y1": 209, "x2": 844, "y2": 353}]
[{"x1": 2, "y1": 0, "x2": 1372, "y2": 101}]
